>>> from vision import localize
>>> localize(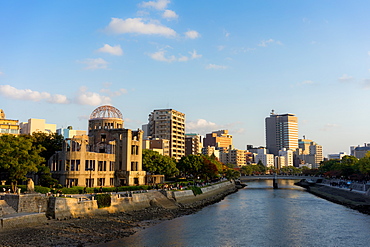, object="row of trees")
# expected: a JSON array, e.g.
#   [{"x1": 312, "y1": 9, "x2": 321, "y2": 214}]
[
  {"x1": 317, "y1": 154, "x2": 370, "y2": 180},
  {"x1": 0, "y1": 134, "x2": 241, "y2": 190},
  {"x1": 142, "y1": 149, "x2": 240, "y2": 181}
]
